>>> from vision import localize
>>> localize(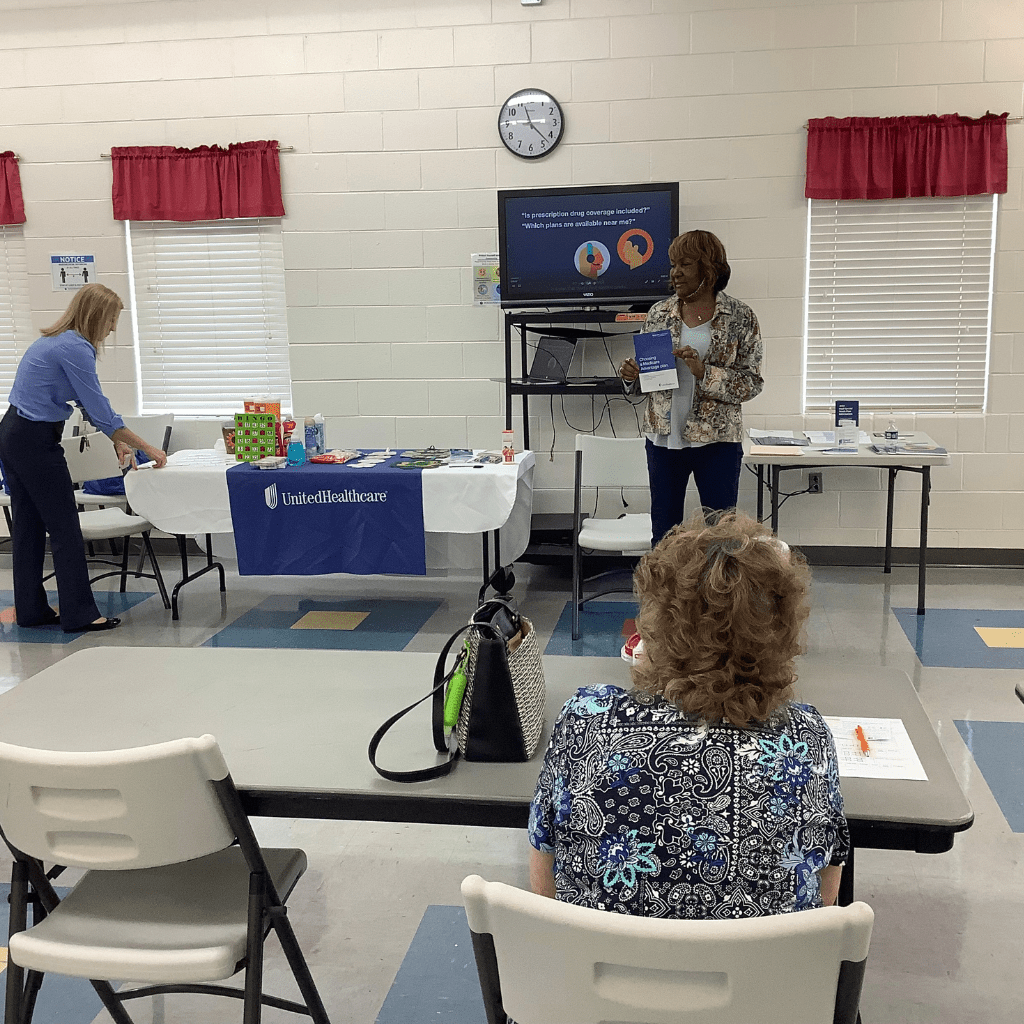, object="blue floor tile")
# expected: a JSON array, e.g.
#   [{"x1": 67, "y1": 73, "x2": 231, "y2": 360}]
[
  {"x1": 0, "y1": 882, "x2": 110, "y2": 1024},
  {"x1": 954, "y1": 720, "x2": 1024, "y2": 832},
  {"x1": 893, "y1": 608, "x2": 1024, "y2": 668},
  {"x1": 544, "y1": 600, "x2": 638, "y2": 658},
  {"x1": 375, "y1": 905, "x2": 484, "y2": 1024},
  {"x1": 0, "y1": 590, "x2": 156, "y2": 645},
  {"x1": 204, "y1": 597, "x2": 442, "y2": 650}
]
